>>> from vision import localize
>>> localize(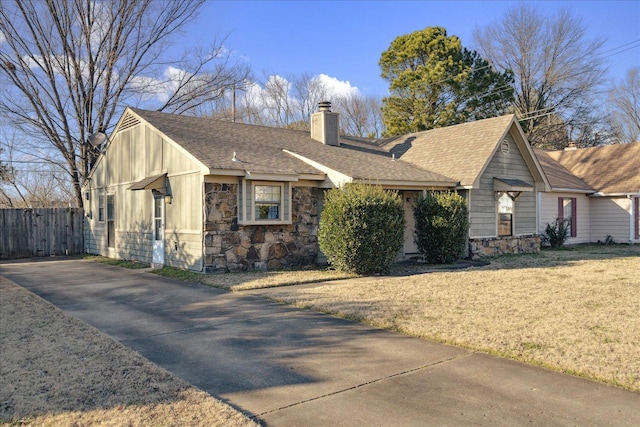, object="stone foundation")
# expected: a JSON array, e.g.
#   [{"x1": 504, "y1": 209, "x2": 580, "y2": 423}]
[
  {"x1": 203, "y1": 183, "x2": 318, "y2": 272},
  {"x1": 468, "y1": 235, "x2": 540, "y2": 259}
]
